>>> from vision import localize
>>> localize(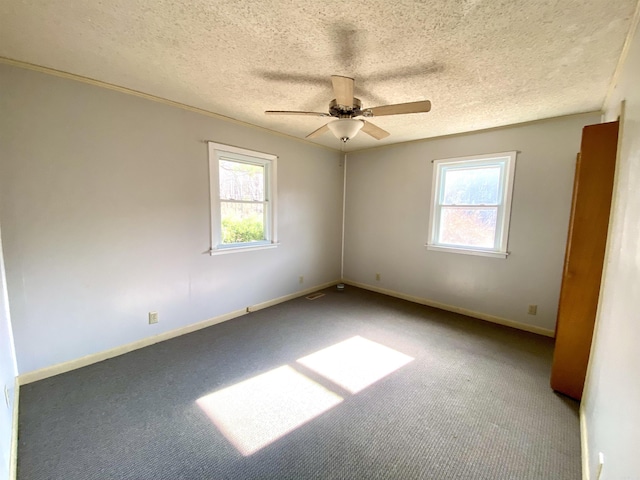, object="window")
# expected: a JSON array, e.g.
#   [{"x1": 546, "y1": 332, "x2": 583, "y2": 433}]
[
  {"x1": 427, "y1": 151, "x2": 516, "y2": 258},
  {"x1": 208, "y1": 142, "x2": 277, "y2": 254}
]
